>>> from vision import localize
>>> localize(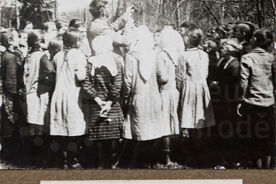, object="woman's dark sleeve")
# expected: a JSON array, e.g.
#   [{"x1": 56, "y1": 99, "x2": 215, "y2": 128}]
[
  {"x1": 176, "y1": 54, "x2": 186, "y2": 91},
  {"x1": 82, "y1": 63, "x2": 98, "y2": 100},
  {"x1": 230, "y1": 59, "x2": 240, "y2": 81},
  {"x1": 122, "y1": 54, "x2": 133, "y2": 98},
  {"x1": 39, "y1": 54, "x2": 56, "y2": 84},
  {"x1": 272, "y1": 58, "x2": 276, "y2": 92},
  {"x1": 108, "y1": 60, "x2": 123, "y2": 103},
  {"x1": 240, "y1": 55, "x2": 251, "y2": 100},
  {"x1": 0, "y1": 54, "x2": 6, "y2": 94}
]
